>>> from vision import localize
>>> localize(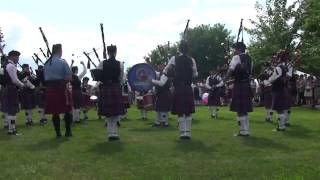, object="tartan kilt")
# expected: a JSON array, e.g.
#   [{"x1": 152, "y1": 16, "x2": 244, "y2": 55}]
[
  {"x1": 81, "y1": 93, "x2": 93, "y2": 108},
  {"x1": 208, "y1": 89, "x2": 221, "y2": 106},
  {"x1": 272, "y1": 88, "x2": 290, "y2": 111},
  {"x1": 230, "y1": 81, "x2": 253, "y2": 113},
  {"x1": 97, "y1": 85, "x2": 103, "y2": 116},
  {"x1": 35, "y1": 89, "x2": 45, "y2": 108},
  {"x1": 45, "y1": 84, "x2": 72, "y2": 114},
  {"x1": 20, "y1": 88, "x2": 36, "y2": 110},
  {"x1": 101, "y1": 84, "x2": 124, "y2": 117},
  {"x1": 172, "y1": 85, "x2": 195, "y2": 115},
  {"x1": 155, "y1": 90, "x2": 172, "y2": 112},
  {"x1": 72, "y1": 89, "x2": 82, "y2": 109},
  {"x1": 263, "y1": 86, "x2": 273, "y2": 109},
  {"x1": 2, "y1": 85, "x2": 20, "y2": 115}
]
